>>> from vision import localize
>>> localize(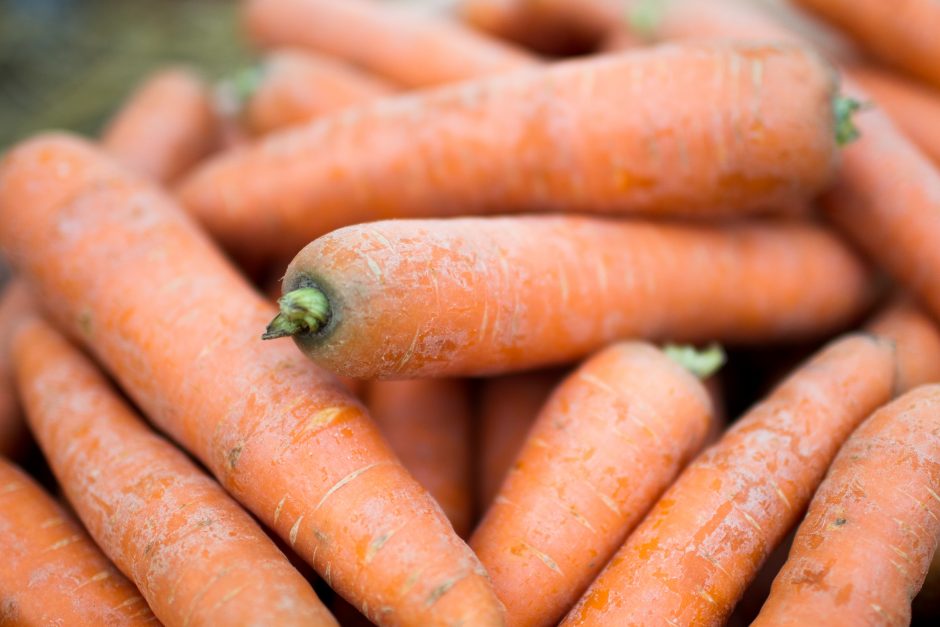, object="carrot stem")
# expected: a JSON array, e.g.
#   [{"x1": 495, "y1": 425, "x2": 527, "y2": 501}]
[
  {"x1": 834, "y1": 95, "x2": 864, "y2": 145},
  {"x1": 628, "y1": 0, "x2": 667, "y2": 39},
  {"x1": 263, "y1": 286, "x2": 331, "y2": 339},
  {"x1": 663, "y1": 343, "x2": 726, "y2": 379}
]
